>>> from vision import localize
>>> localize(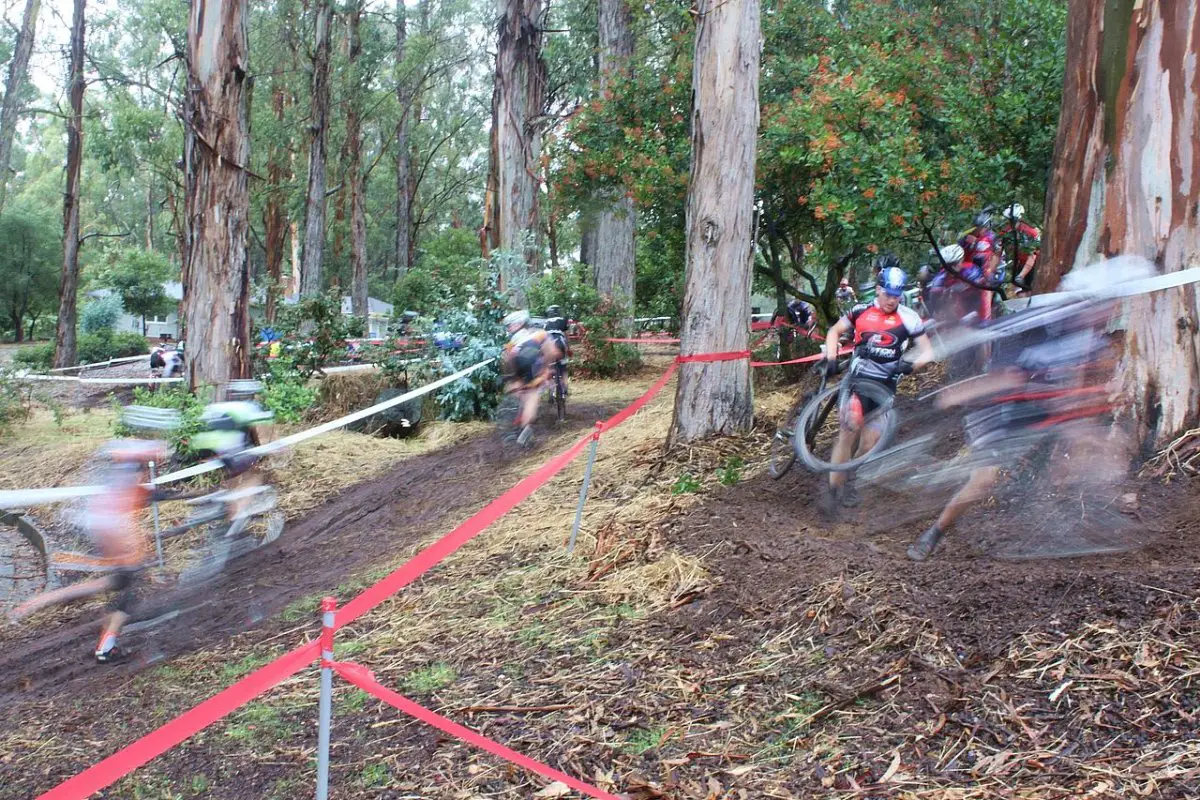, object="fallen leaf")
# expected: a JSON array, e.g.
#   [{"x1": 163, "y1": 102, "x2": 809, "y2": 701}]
[{"x1": 534, "y1": 781, "x2": 571, "y2": 798}]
